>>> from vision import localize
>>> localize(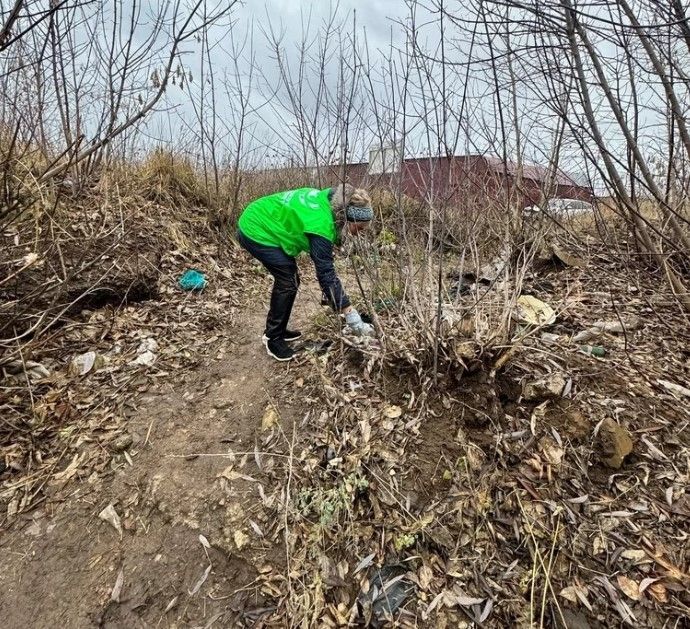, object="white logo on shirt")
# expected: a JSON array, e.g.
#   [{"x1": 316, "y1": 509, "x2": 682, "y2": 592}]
[{"x1": 282, "y1": 189, "x2": 320, "y2": 211}]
